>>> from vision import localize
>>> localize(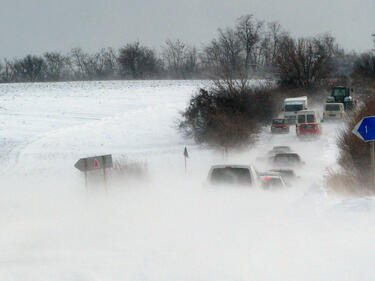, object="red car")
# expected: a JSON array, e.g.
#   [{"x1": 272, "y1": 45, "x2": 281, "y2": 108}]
[
  {"x1": 296, "y1": 123, "x2": 321, "y2": 136},
  {"x1": 271, "y1": 118, "x2": 290, "y2": 134}
]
